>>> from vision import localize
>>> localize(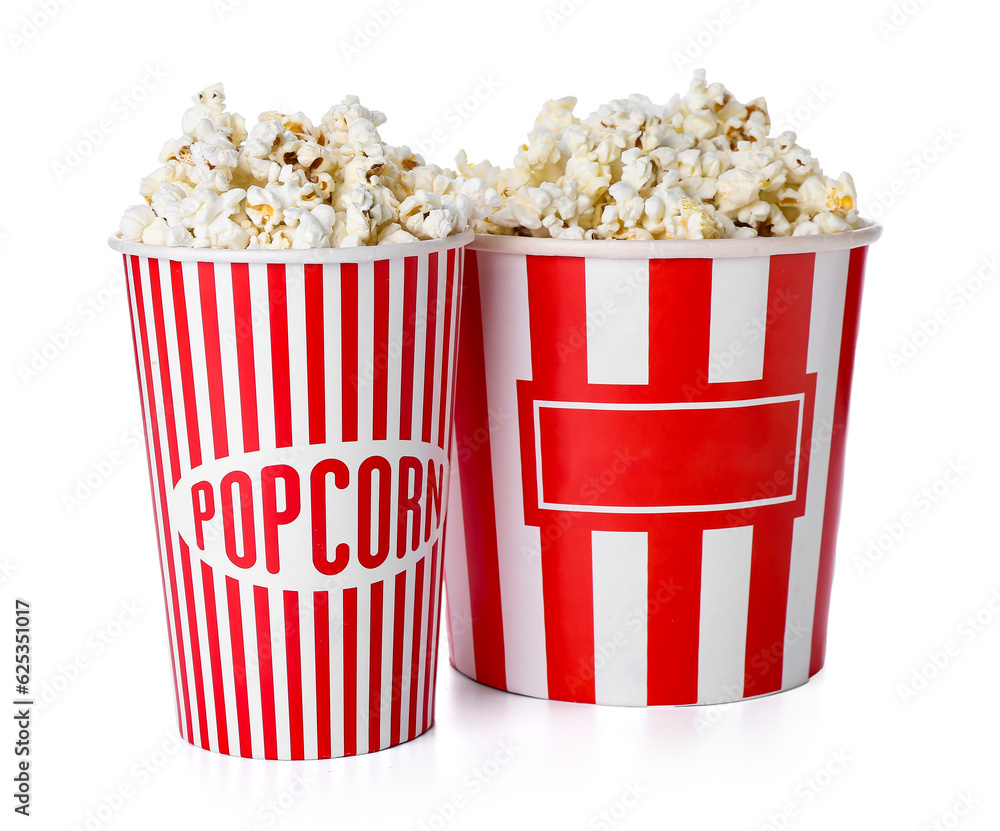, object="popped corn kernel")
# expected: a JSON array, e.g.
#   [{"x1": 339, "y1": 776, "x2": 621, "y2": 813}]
[
  {"x1": 464, "y1": 72, "x2": 867, "y2": 240},
  {"x1": 119, "y1": 84, "x2": 492, "y2": 249}
]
